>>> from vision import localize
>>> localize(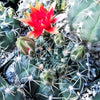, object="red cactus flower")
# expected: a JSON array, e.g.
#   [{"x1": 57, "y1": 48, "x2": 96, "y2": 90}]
[{"x1": 19, "y1": 1, "x2": 59, "y2": 39}]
